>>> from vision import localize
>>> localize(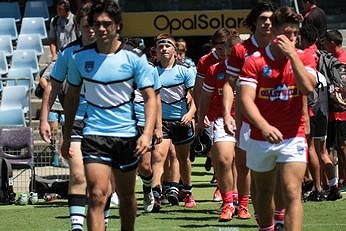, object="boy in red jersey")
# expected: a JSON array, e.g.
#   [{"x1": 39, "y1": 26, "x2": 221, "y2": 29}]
[
  {"x1": 196, "y1": 31, "x2": 241, "y2": 222},
  {"x1": 223, "y1": 1, "x2": 276, "y2": 221},
  {"x1": 239, "y1": 7, "x2": 316, "y2": 231}
]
